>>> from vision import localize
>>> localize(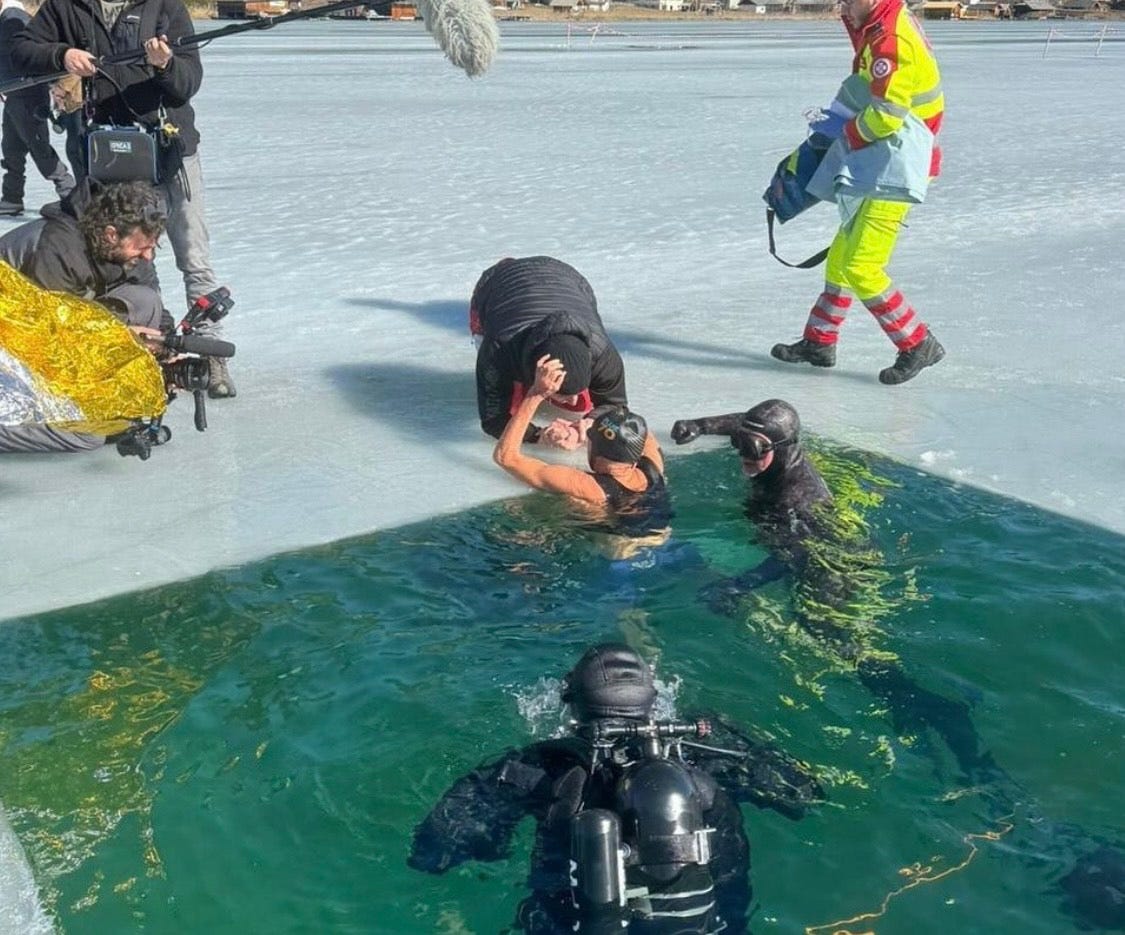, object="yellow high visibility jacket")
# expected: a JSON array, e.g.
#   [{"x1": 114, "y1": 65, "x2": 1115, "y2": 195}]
[{"x1": 842, "y1": 0, "x2": 945, "y2": 176}]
